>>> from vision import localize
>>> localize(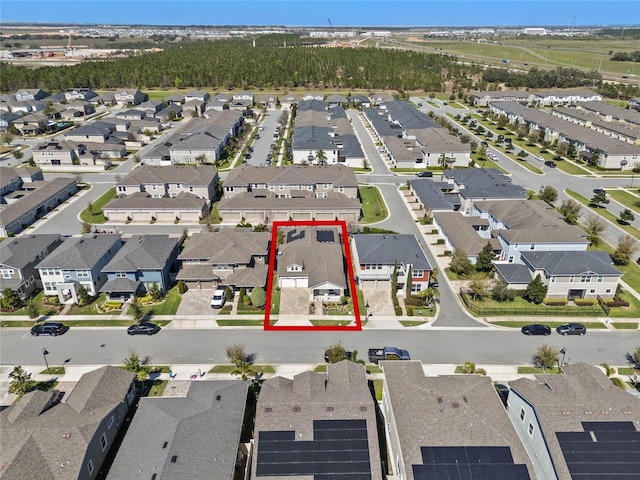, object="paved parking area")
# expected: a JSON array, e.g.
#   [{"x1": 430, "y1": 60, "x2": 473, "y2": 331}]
[{"x1": 176, "y1": 289, "x2": 217, "y2": 316}]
